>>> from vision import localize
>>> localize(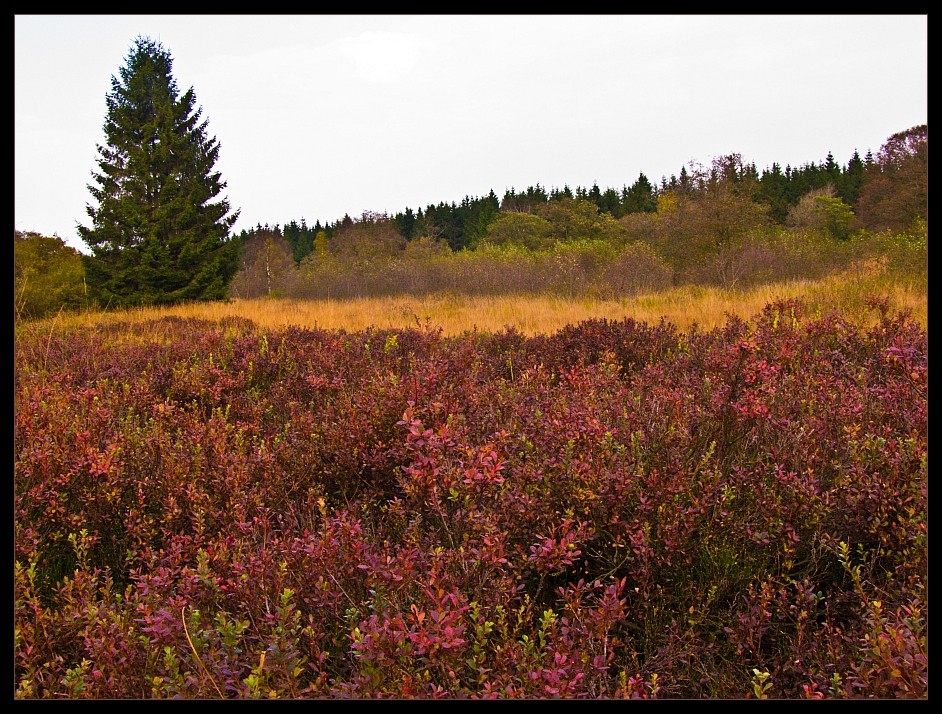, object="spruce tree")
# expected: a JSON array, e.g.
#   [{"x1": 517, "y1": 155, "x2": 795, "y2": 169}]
[
  {"x1": 624, "y1": 173, "x2": 657, "y2": 214},
  {"x1": 78, "y1": 36, "x2": 240, "y2": 306},
  {"x1": 838, "y1": 150, "x2": 865, "y2": 207}
]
